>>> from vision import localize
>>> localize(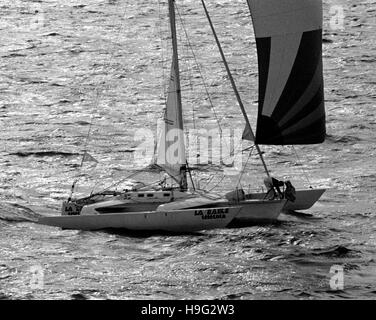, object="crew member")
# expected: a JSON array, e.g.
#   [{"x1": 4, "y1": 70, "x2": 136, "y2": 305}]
[
  {"x1": 284, "y1": 180, "x2": 296, "y2": 202},
  {"x1": 263, "y1": 176, "x2": 284, "y2": 199}
]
